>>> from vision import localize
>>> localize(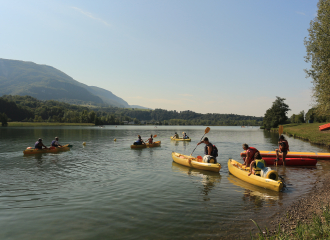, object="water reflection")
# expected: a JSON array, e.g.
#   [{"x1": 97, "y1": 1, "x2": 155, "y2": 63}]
[
  {"x1": 227, "y1": 174, "x2": 281, "y2": 208},
  {"x1": 171, "y1": 162, "x2": 221, "y2": 201}
]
